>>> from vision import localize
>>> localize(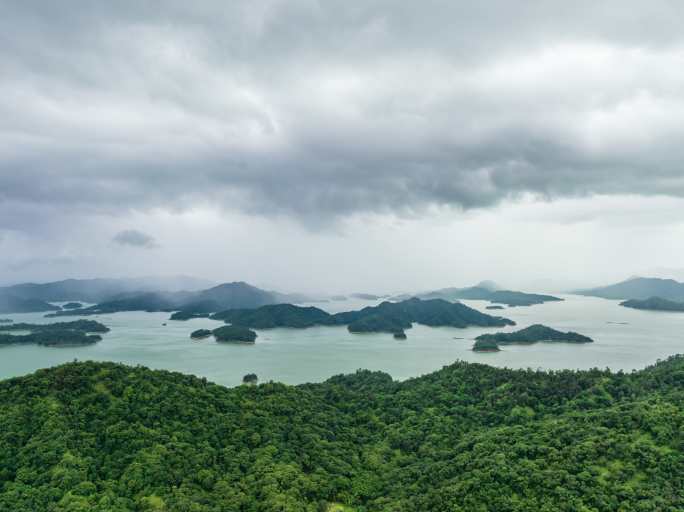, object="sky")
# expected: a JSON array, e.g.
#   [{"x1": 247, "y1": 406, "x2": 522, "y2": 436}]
[{"x1": 2, "y1": 1, "x2": 684, "y2": 294}]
